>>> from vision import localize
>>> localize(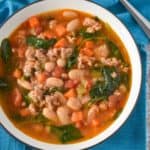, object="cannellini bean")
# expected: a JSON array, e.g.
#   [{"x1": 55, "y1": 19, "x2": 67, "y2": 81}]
[
  {"x1": 17, "y1": 79, "x2": 33, "y2": 90},
  {"x1": 25, "y1": 47, "x2": 35, "y2": 60},
  {"x1": 68, "y1": 69, "x2": 88, "y2": 80},
  {"x1": 83, "y1": 17, "x2": 96, "y2": 26},
  {"x1": 67, "y1": 19, "x2": 80, "y2": 32},
  {"x1": 99, "y1": 101, "x2": 108, "y2": 111},
  {"x1": 46, "y1": 77, "x2": 64, "y2": 87},
  {"x1": 44, "y1": 62, "x2": 55, "y2": 72},
  {"x1": 63, "y1": 10, "x2": 78, "y2": 19},
  {"x1": 28, "y1": 103, "x2": 37, "y2": 115},
  {"x1": 43, "y1": 108, "x2": 58, "y2": 122},
  {"x1": 57, "y1": 106, "x2": 71, "y2": 125},
  {"x1": 94, "y1": 44, "x2": 109, "y2": 59},
  {"x1": 87, "y1": 105, "x2": 99, "y2": 123},
  {"x1": 57, "y1": 58, "x2": 66, "y2": 67},
  {"x1": 67, "y1": 97, "x2": 82, "y2": 110}
]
